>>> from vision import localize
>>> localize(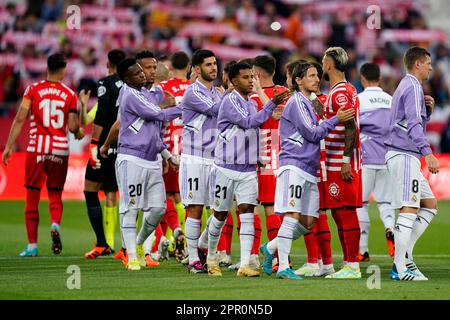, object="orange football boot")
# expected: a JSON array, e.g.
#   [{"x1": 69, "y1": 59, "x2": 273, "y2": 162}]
[{"x1": 145, "y1": 254, "x2": 160, "y2": 267}]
